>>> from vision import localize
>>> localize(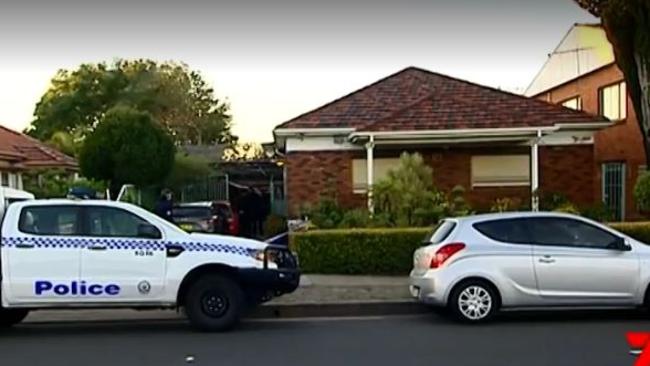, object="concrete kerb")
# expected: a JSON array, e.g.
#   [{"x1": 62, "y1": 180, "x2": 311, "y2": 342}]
[{"x1": 24, "y1": 300, "x2": 429, "y2": 325}]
